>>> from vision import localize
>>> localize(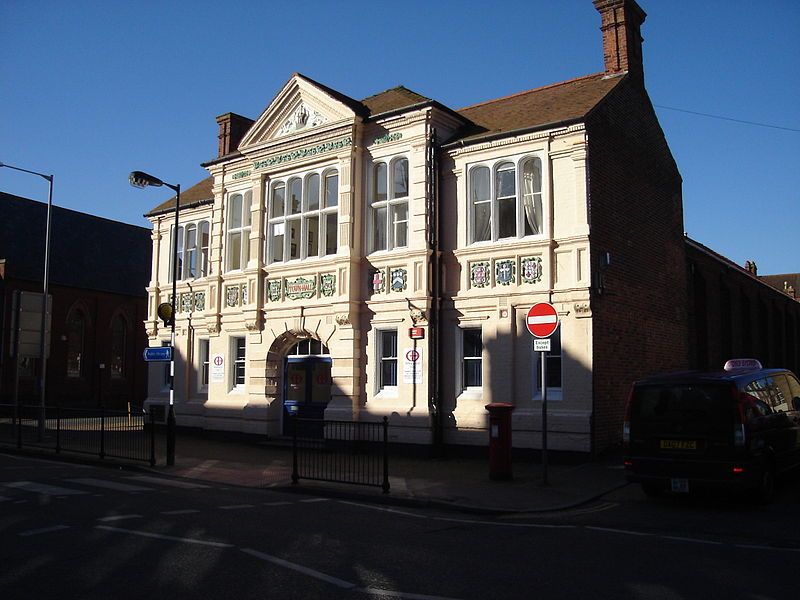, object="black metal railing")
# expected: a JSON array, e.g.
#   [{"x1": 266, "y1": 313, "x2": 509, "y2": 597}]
[
  {"x1": 0, "y1": 403, "x2": 155, "y2": 466},
  {"x1": 291, "y1": 417, "x2": 390, "y2": 493}
]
